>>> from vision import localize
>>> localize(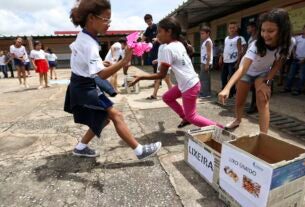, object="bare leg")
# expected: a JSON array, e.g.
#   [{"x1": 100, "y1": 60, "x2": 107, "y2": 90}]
[
  {"x1": 235, "y1": 81, "x2": 251, "y2": 122},
  {"x1": 53, "y1": 67, "x2": 57, "y2": 79},
  {"x1": 255, "y1": 78, "x2": 270, "y2": 133},
  {"x1": 80, "y1": 128, "x2": 96, "y2": 144},
  {"x1": 152, "y1": 79, "x2": 161, "y2": 98},
  {"x1": 20, "y1": 66, "x2": 27, "y2": 86},
  {"x1": 164, "y1": 75, "x2": 173, "y2": 89},
  {"x1": 106, "y1": 107, "x2": 138, "y2": 149},
  {"x1": 43, "y1": 73, "x2": 48, "y2": 87},
  {"x1": 16, "y1": 66, "x2": 22, "y2": 84},
  {"x1": 50, "y1": 68, "x2": 53, "y2": 79}
]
